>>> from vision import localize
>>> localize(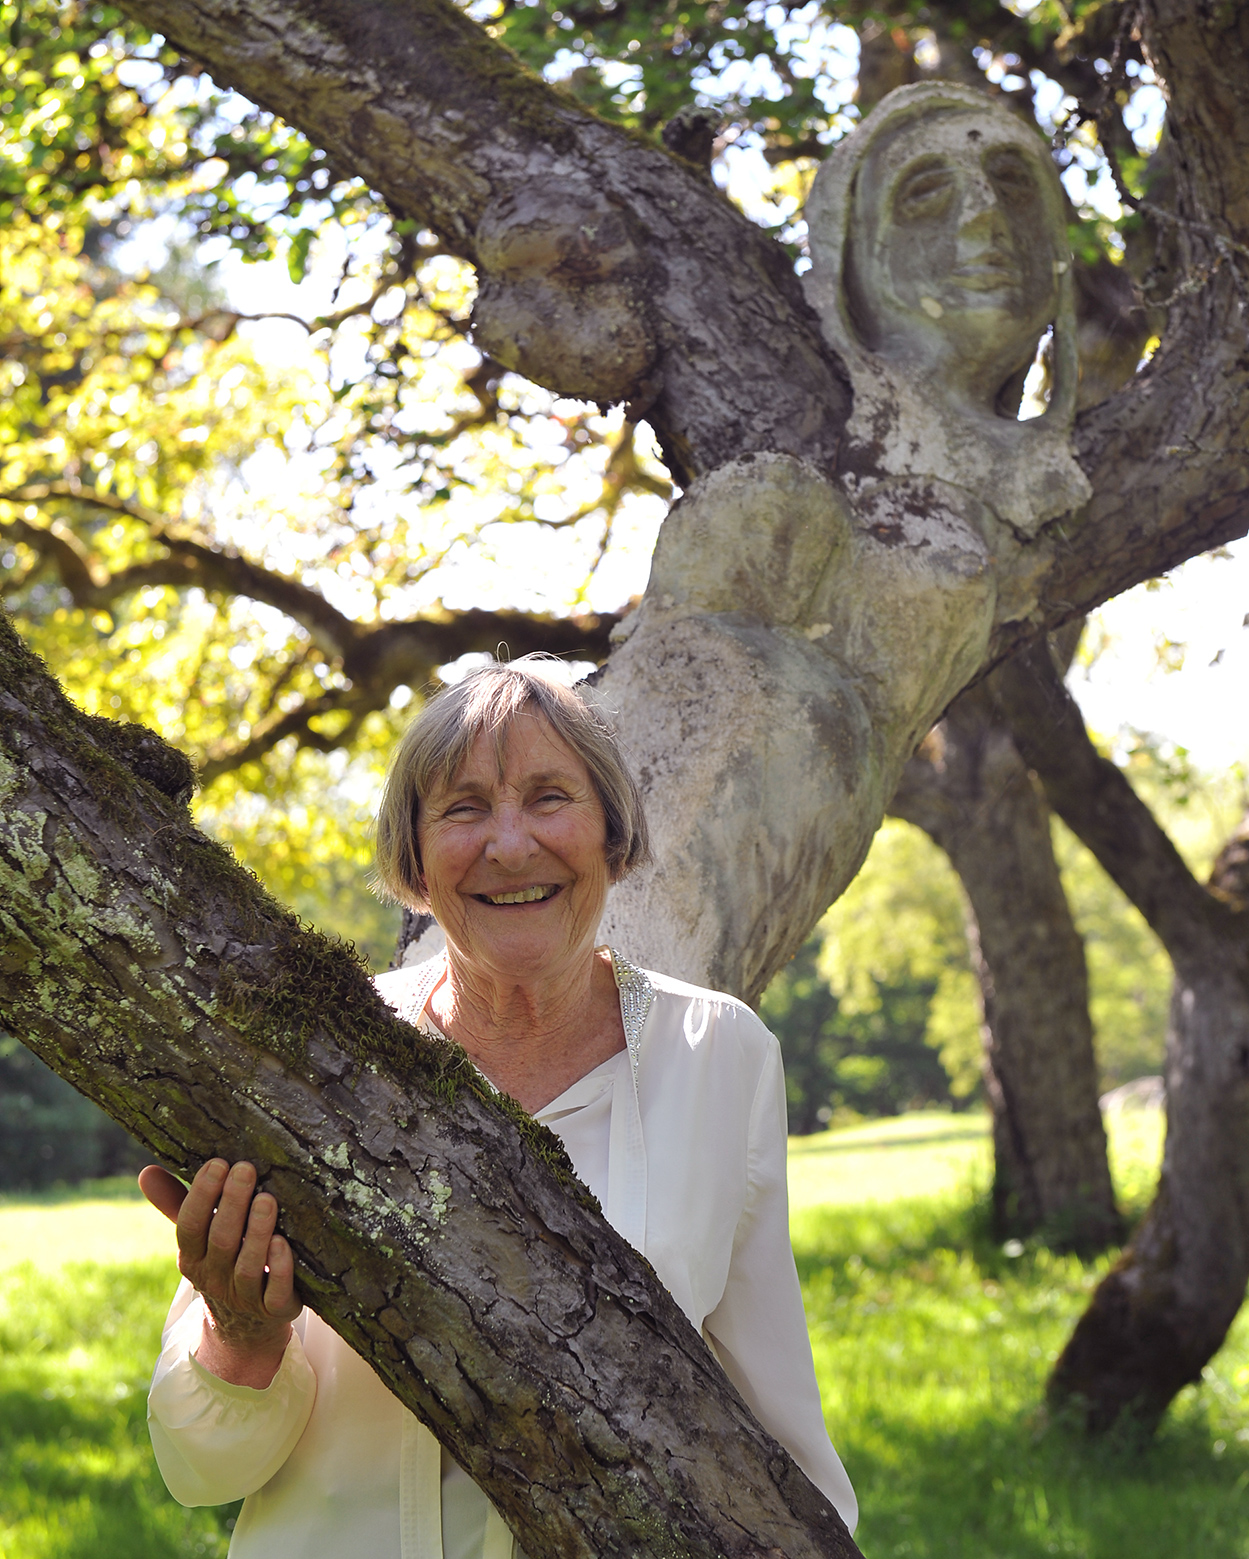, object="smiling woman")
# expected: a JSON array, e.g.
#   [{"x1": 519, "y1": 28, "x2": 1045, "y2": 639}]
[{"x1": 138, "y1": 656, "x2": 857, "y2": 1559}]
